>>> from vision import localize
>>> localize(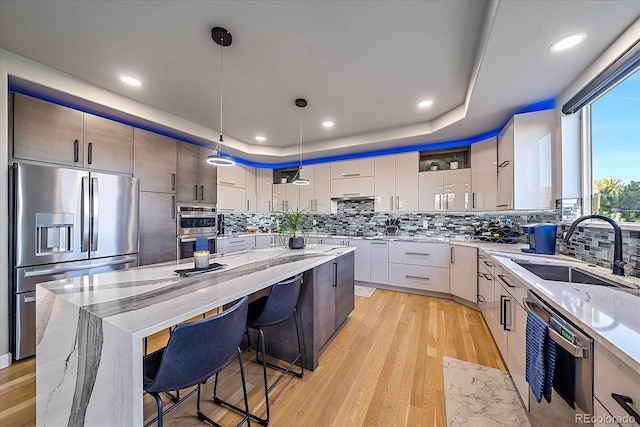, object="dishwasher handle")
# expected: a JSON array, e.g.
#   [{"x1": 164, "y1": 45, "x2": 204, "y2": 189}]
[{"x1": 523, "y1": 298, "x2": 586, "y2": 358}]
